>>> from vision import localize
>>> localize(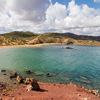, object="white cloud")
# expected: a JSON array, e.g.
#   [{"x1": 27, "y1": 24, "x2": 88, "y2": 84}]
[
  {"x1": 7, "y1": 0, "x2": 51, "y2": 23},
  {"x1": 0, "y1": 0, "x2": 100, "y2": 36},
  {"x1": 0, "y1": 0, "x2": 51, "y2": 33},
  {"x1": 0, "y1": 0, "x2": 7, "y2": 12},
  {"x1": 94, "y1": 0, "x2": 100, "y2": 3},
  {"x1": 39, "y1": 0, "x2": 100, "y2": 36}
]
